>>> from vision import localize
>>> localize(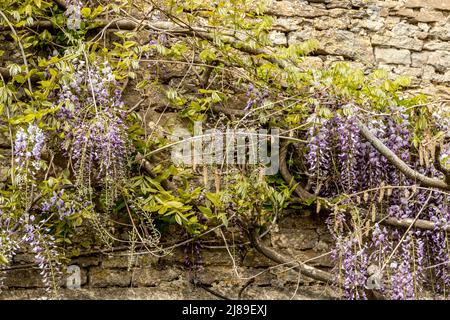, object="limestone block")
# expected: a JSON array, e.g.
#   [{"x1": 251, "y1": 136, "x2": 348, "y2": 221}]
[
  {"x1": 89, "y1": 268, "x2": 132, "y2": 287},
  {"x1": 414, "y1": 9, "x2": 445, "y2": 22},
  {"x1": 313, "y1": 16, "x2": 351, "y2": 30},
  {"x1": 131, "y1": 267, "x2": 181, "y2": 287},
  {"x1": 391, "y1": 22, "x2": 419, "y2": 36},
  {"x1": 272, "y1": 18, "x2": 302, "y2": 32},
  {"x1": 361, "y1": 18, "x2": 385, "y2": 31},
  {"x1": 424, "y1": 41, "x2": 450, "y2": 51},
  {"x1": 430, "y1": 24, "x2": 450, "y2": 41},
  {"x1": 422, "y1": 65, "x2": 437, "y2": 81},
  {"x1": 411, "y1": 52, "x2": 430, "y2": 67},
  {"x1": 269, "y1": 1, "x2": 327, "y2": 17},
  {"x1": 371, "y1": 34, "x2": 424, "y2": 51},
  {"x1": 374, "y1": 47, "x2": 412, "y2": 65},
  {"x1": 269, "y1": 31, "x2": 288, "y2": 46},
  {"x1": 428, "y1": 50, "x2": 450, "y2": 72},
  {"x1": 396, "y1": 8, "x2": 415, "y2": 18},
  {"x1": 393, "y1": 66, "x2": 423, "y2": 78},
  {"x1": 326, "y1": 0, "x2": 353, "y2": 9},
  {"x1": 405, "y1": 0, "x2": 450, "y2": 11}
]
